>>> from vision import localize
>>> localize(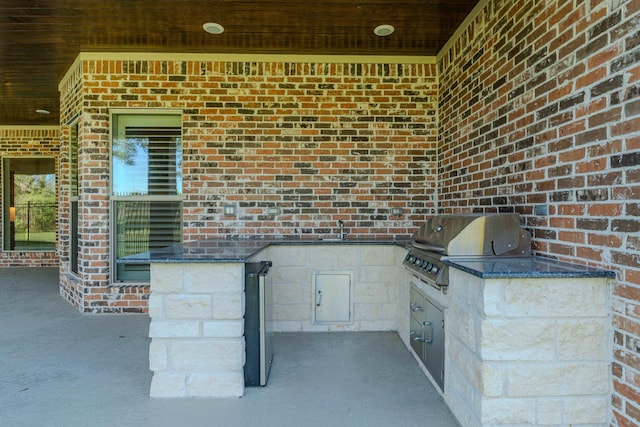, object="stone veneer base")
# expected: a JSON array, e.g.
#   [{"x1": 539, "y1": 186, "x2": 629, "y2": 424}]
[
  {"x1": 148, "y1": 262, "x2": 246, "y2": 398},
  {"x1": 442, "y1": 269, "x2": 611, "y2": 427}
]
